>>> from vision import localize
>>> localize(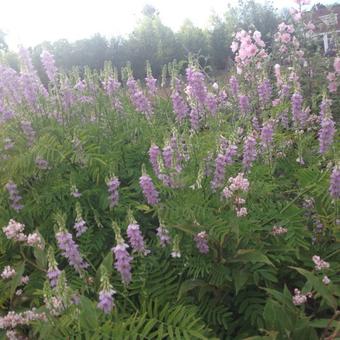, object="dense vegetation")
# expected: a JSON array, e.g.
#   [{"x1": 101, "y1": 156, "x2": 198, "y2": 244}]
[{"x1": 0, "y1": 2, "x2": 339, "y2": 339}]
